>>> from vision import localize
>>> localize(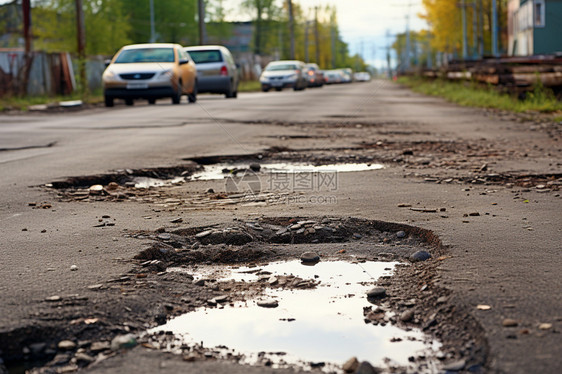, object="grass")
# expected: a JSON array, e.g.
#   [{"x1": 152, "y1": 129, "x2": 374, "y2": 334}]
[
  {"x1": 0, "y1": 91, "x2": 103, "y2": 112},
  {"x1": 397, "y1": 76, "x2": 562, "y2": 114},
  {"x1": 237, "y1": 80, "x2": 262, "y2": 93}
]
